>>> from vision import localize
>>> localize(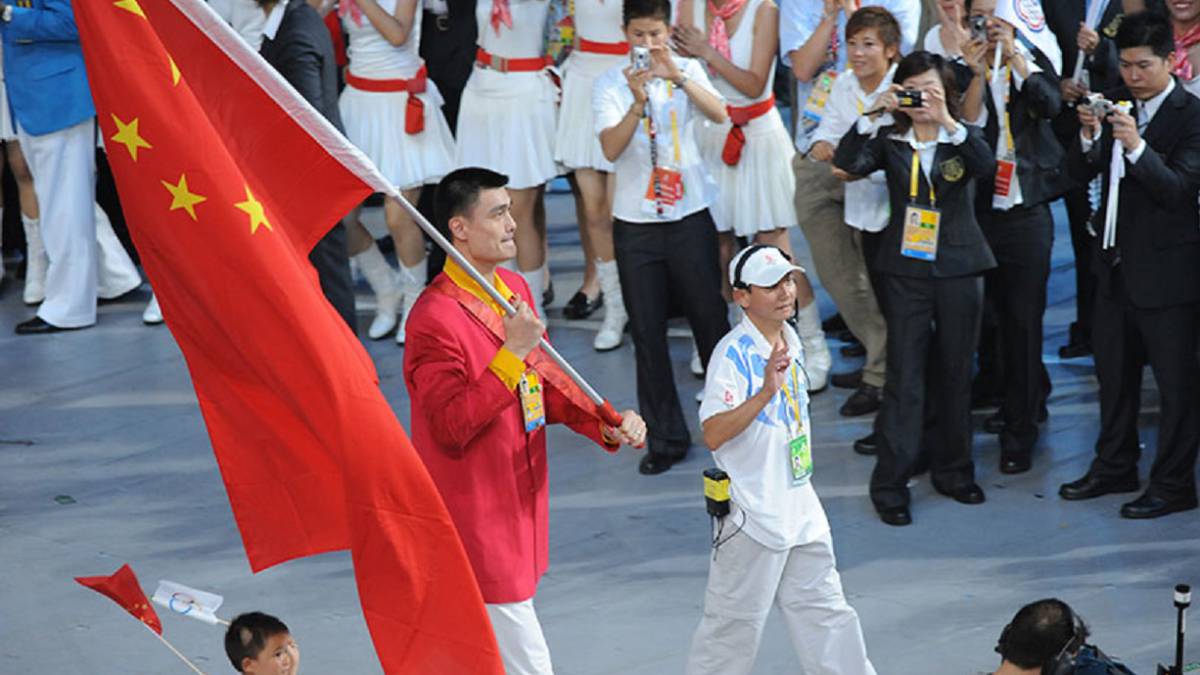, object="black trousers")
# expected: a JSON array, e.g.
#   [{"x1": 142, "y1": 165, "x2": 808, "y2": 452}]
[
  {"x1": 981, "y1": 203, "x2": 1053, "y2": 456},
  {"x1": 1090, "y1": 268, "x2": 1200, "y2": 500},
  {"x1": 419, "y1": 9, "x2": 477, "y2": 135},
  {"x1": 1062, "y1": 185, "x2": 1096, "y2": 346},
  {"x1": 310, "y1": 222, "x2": 357, "y2": 333},
  {"x1": 872, "y1": 273, "x2": 982, "y2": 510},
  {"x1": 613, "y1": 210, "x2": 729, "y2": 458}
]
